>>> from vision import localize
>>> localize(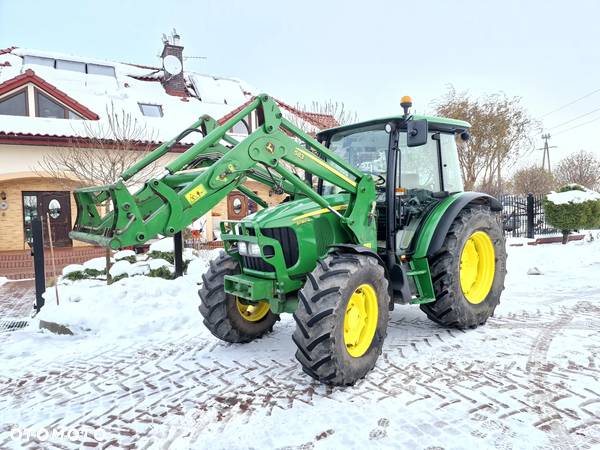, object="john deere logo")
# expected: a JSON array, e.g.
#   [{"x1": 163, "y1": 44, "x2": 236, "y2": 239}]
[{"x1": 265, "y1": 142, "x2": 275, "y2": 153}]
